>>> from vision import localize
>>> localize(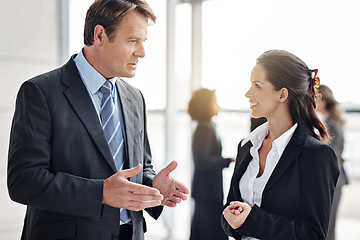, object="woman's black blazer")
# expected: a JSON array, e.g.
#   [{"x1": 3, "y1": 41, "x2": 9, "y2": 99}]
[{"x1": 221, "y1": 126, "x2": 339, "y2": 240}]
